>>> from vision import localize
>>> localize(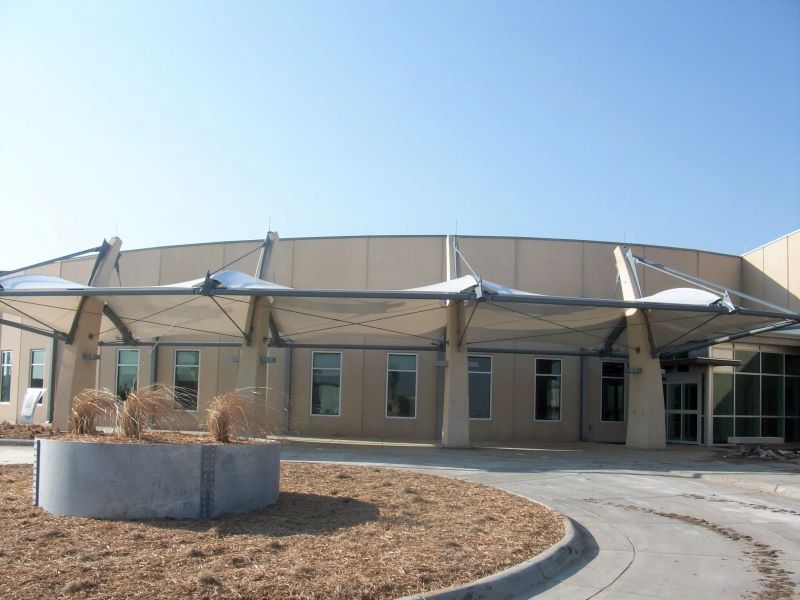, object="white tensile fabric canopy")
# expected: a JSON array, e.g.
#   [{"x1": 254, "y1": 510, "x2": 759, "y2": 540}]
[
  {"x1": 0, "y1": 274, "x2": 86, "y2": 335},
  {"x1": 1, "y1": 269, "x2": 797, "y2": 356}
]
